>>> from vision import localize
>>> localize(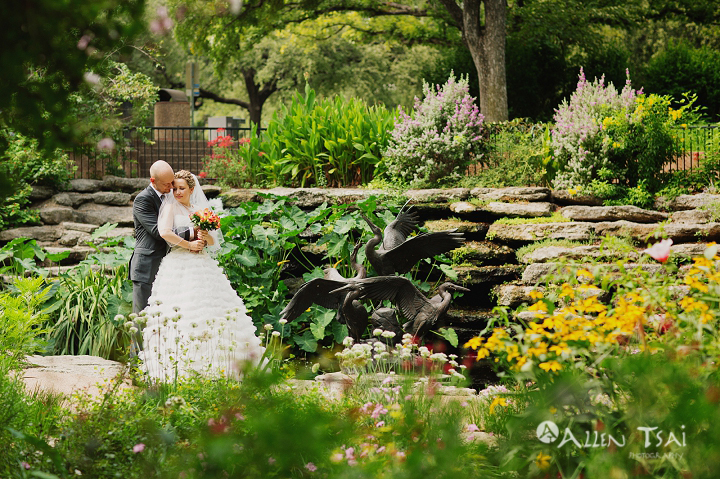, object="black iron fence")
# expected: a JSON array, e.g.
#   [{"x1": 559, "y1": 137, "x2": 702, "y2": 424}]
[
  {"x1": 69, "y1": 124, "x2": 719, "y2": 180},
  {"x1": 69, "y1": 127, "x2": 260, "y2": 179}
]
